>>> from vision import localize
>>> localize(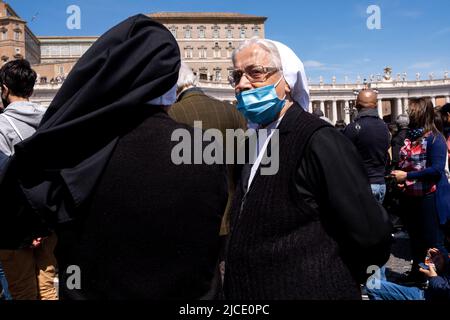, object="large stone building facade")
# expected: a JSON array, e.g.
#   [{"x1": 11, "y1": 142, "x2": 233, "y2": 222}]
[
  {"x1": 0, "y1": 1, "x2": 448, "y2": 125},
  {"x1": 0, "y1": 1, "x2": 40, "y2": 64},
  {"x1": 0, "y1": 1, "x2": 97, "y2": 82},
  {"x1": 148, "y1": 12, "x2": 266, "y2": 84},
  {"x1": 309, "y1": 75, "x2": 450, "y2": 124}
]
